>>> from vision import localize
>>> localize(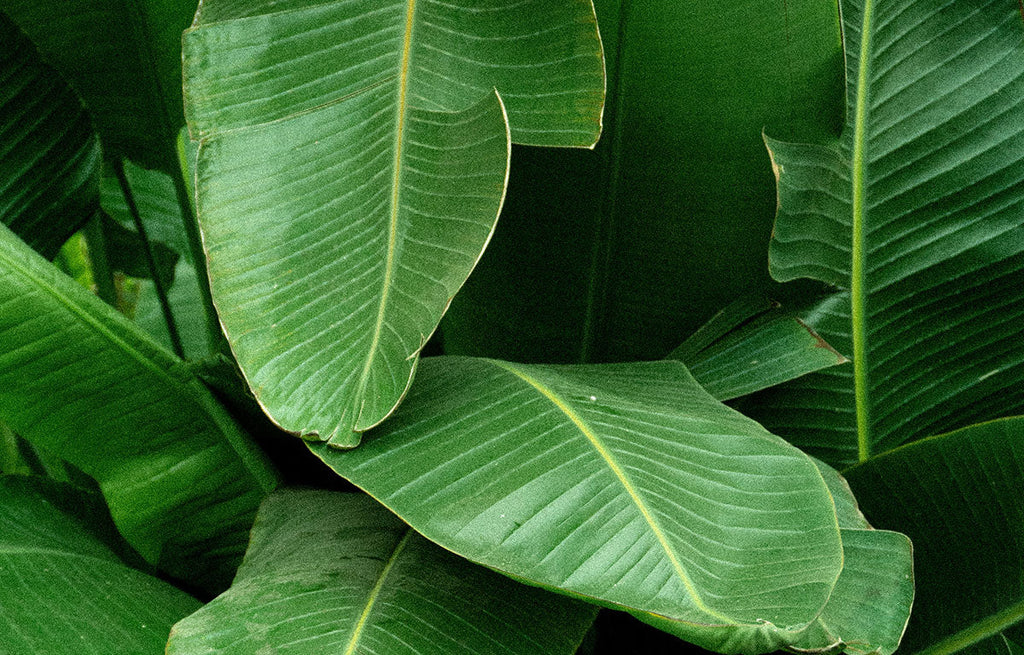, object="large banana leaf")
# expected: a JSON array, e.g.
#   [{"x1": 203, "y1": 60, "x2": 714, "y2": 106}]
[
  {"x1": 845, "y1": 417, "x2": 1024, "y2": 655},
  {"x1": 440, "y1": 0, "x2": 844, "y2": 363},
  {"x1": 0, "y1": 223, "x2": 278, "y2": 592},
  {"x1": 0, "y1": 0, "x2": 197, "y2": 171},
  {"x1": 183, "y1": 0, "x2": 605, "y2": 447},
  {"x1": 309, "y1": 356, "x2": 913, "y2": 654},
  {"x1": 0, "y1": 475, "x2": 201, "y2": 654},
  {"x1": 167, "y1": 490, "x2": 596, "y2": 655},
  {"x1": 743, "y1": 0, "x2": 1024, "y2": 466},
  {"x1": 0, "y1": 13, "x2": 100, "y2": 258}
]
